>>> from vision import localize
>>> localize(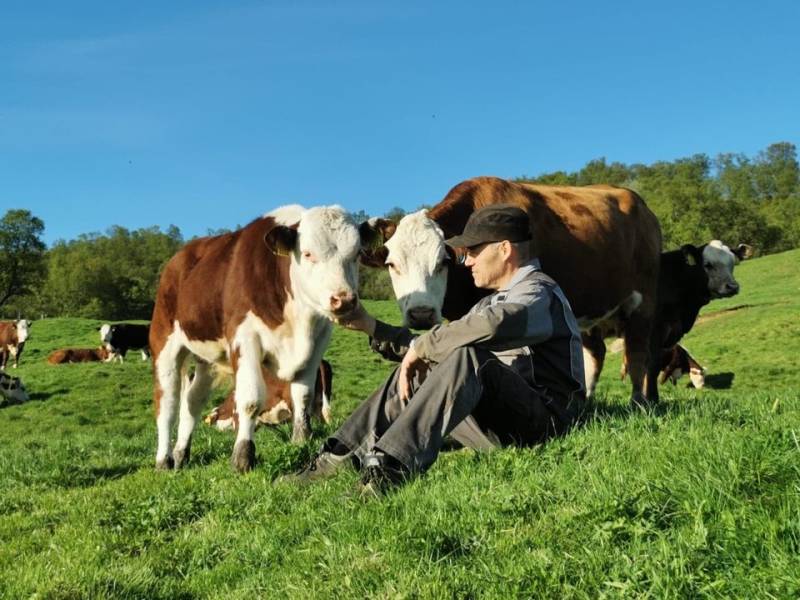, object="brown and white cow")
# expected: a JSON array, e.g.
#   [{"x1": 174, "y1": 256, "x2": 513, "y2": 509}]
[
  {"x1": 0, "y1": 372, "x2": 28, "y2": 405},
  {"x1": 150, "y1": 205, "x2": 369, "y2": 472},
  {"x1": 0, "y1": 319, "x2": 31, "y2": 370},
  {"x1": 205, "y1": 359, "x2": 333, "y2": 431},
  {"x1": 47, "y1": 346, "x2": 112, "y2": 364},
  {"x1": 361, "y1": 176, "x2": 663, "y2": 404},
  {"x1": 620, "y1": 343, "x2": 706, "y2": 389}
]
